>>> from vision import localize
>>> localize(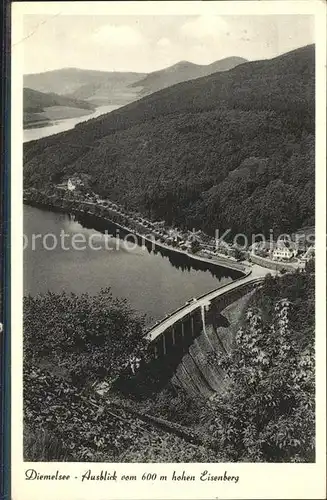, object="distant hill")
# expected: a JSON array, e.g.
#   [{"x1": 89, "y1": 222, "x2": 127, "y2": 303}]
[
  {"x1": 24, "y1": 45, "x2": 315, "y2": 238},
  {"x1": 23, "y1": 88, "x2": 96, "y2": 127},
  {"x1": 24, "y1": 59, "x2": 246, "y2": 106},
  {"x1": 24, "y1": 88, "x2": 95, "y2": 113},
  {"x1": 24, "y1": 68, "x2": 146, "y2": 106},
  {"x1": 130, "y1": 57, "x2": 247, "y2": 95}
]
